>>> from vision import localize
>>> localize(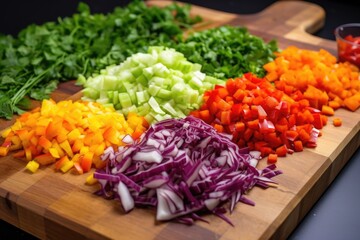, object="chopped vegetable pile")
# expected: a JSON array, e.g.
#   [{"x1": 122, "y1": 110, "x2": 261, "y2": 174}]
[
  {"x1": 0, "y1": 0, "x2": 201, "y2": 119},
  {"x1": 174, "y1": 26, "x2": 278, "y2": 79},
  {"x1": 191, "y1": 73, "x2": 323, "y2": 161},
  {"x1": 1, "y1": 0, "x2": 360, "y2": 228},
  {"x1": 264, "y1": 46, "x2": 360, "y2": 112},
  {"x1": 0, "y1": 99, "x2": 148, "y2": 174},
  {"x1": 94, "y1": 116, "x2": 281, "y2": 224},
  {"x1": 79, "y1": 46, "x2": 223, "y2": 124}
]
